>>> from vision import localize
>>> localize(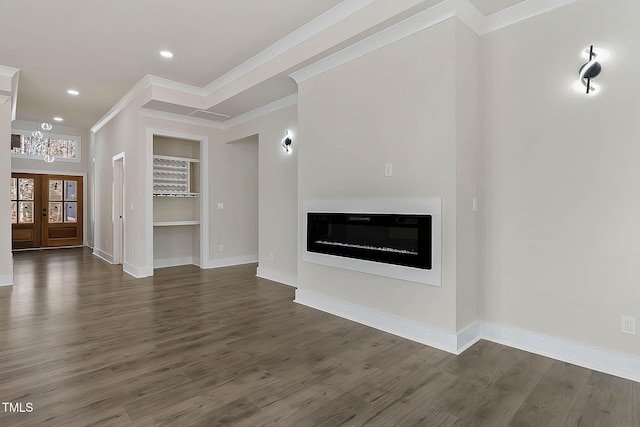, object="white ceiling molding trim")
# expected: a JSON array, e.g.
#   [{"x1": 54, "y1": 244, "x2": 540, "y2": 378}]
[
  {"x1": 222, "y1": 94, "x2": 298, "y2": 129},
  {"x1": 139, "y1": 109, "x2": 226, "y2": 129},
  {"x1": 482, "y1": 0, "x2": 580, "y2": 34},
  {"x1": 91, "y1": 75, "x2": 154, "y2": 133},
  {"x1": 291, "y1": 0, "x2": 458, "y2": 84},
  {"x1": 0, "y1": 65, "x2": 19, "y2": 80},
  {"x1": 148, "y1": 75, "x2": 204, "y2": 97},
  {"x1": 0, "y1": 66, "x2": 20, "y2": 118},
  {"x1": 454, "y1": 0, "x2": 487, "y2": 34},
  {"x1": 10, "y1": 71, "x2": 20, "y2": 120},
  {"x1": 291, "y1": 0, "x2": 581, "y2": 83},
  {"x1": 91, "y1": 0, "x2": 580, "y2": 134},
  {"x1": 139, "y1": 93, "x2": 298, "y2": 131},
  {"x1": 201, "y1": 0, "x2": 376, "y2": 96}
]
